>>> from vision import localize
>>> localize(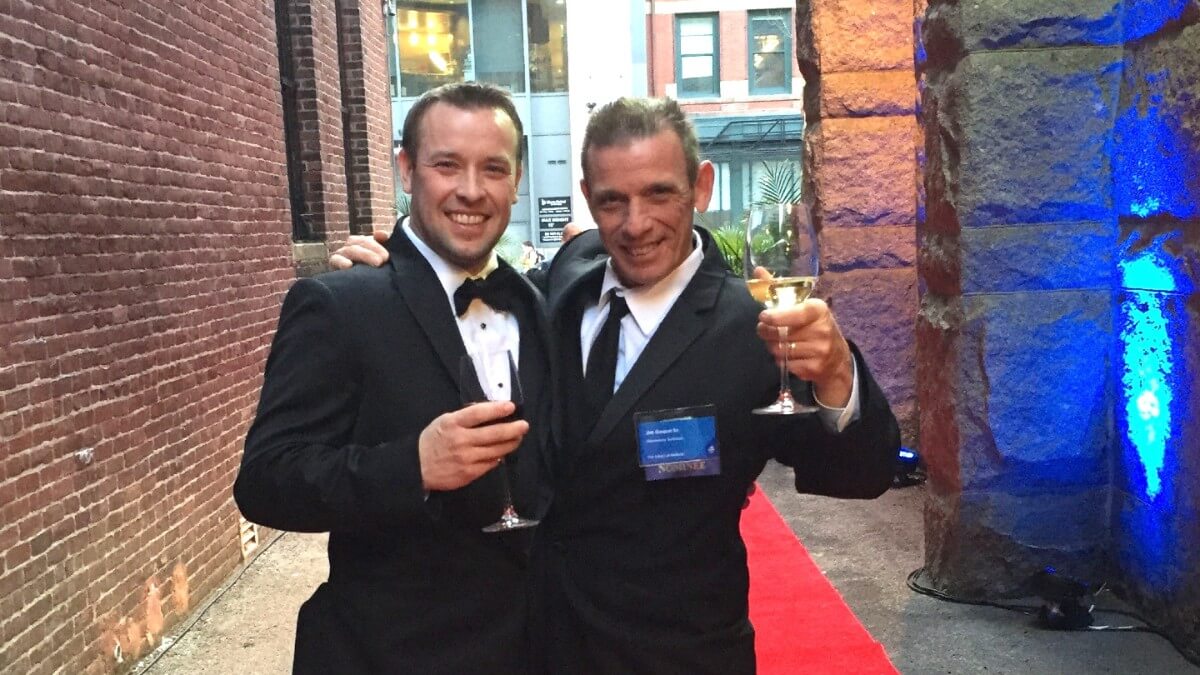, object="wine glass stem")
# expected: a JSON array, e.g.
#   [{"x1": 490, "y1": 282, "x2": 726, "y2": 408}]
[
  {"x1": 778, "y1": 325, "x2": 793, "y2": 401},
  {"x1": 497, "y1": 458, "x2": 515, "y2": 510}
]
